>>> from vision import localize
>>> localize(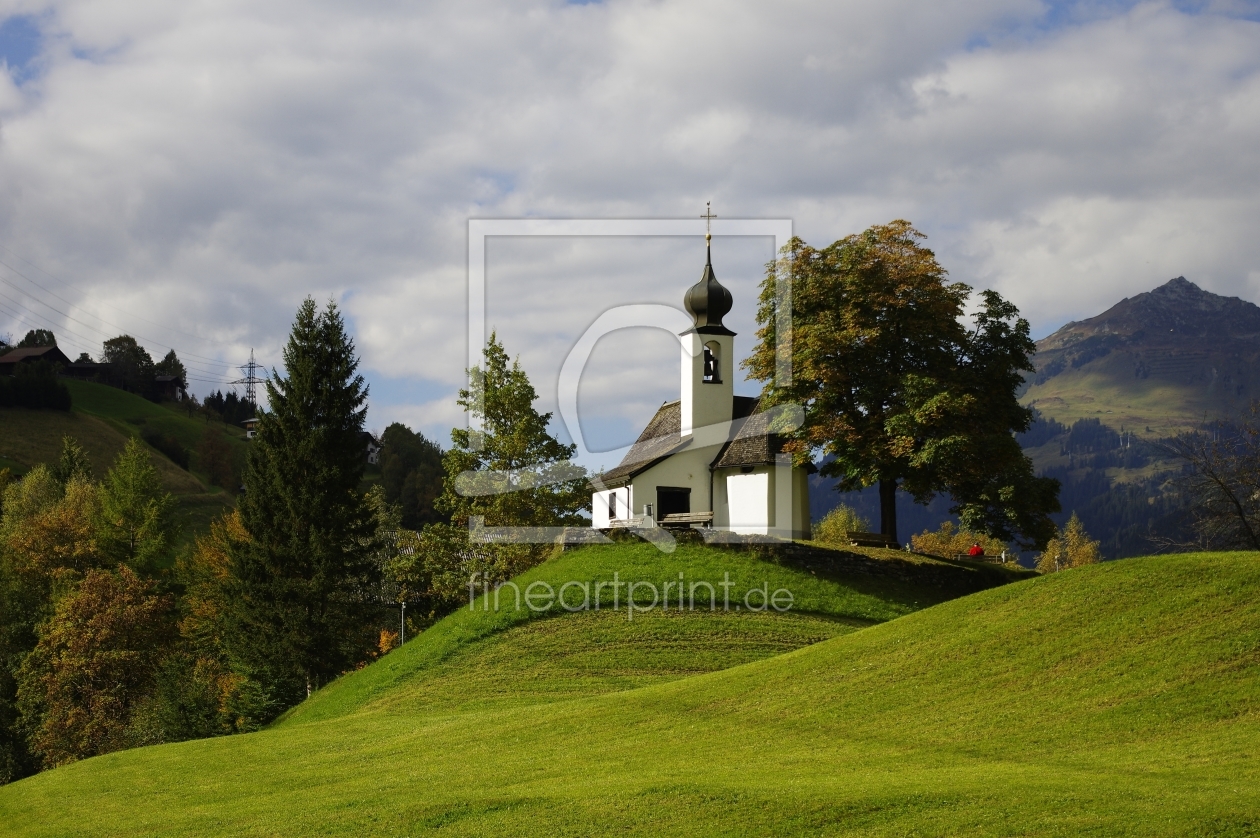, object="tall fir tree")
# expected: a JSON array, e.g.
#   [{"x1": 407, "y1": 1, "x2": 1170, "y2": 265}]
[{"x1": 225, "y1": 299, "x2": 376, "y2": 707}]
